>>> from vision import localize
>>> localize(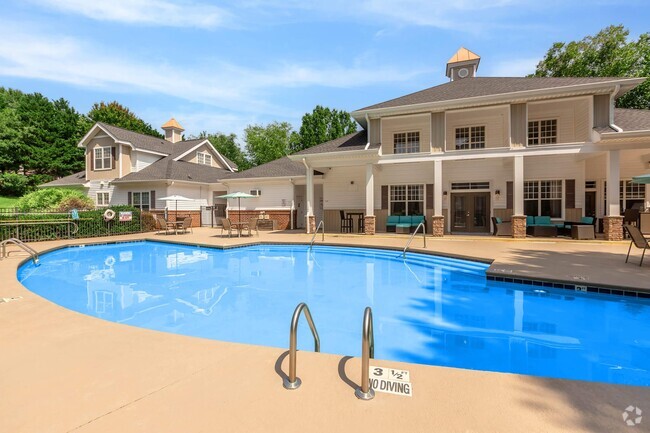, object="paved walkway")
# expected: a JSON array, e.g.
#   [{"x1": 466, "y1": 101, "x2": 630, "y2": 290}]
[{"x1": 1, "y1": 229, "x2": 649, "y2": 433}]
